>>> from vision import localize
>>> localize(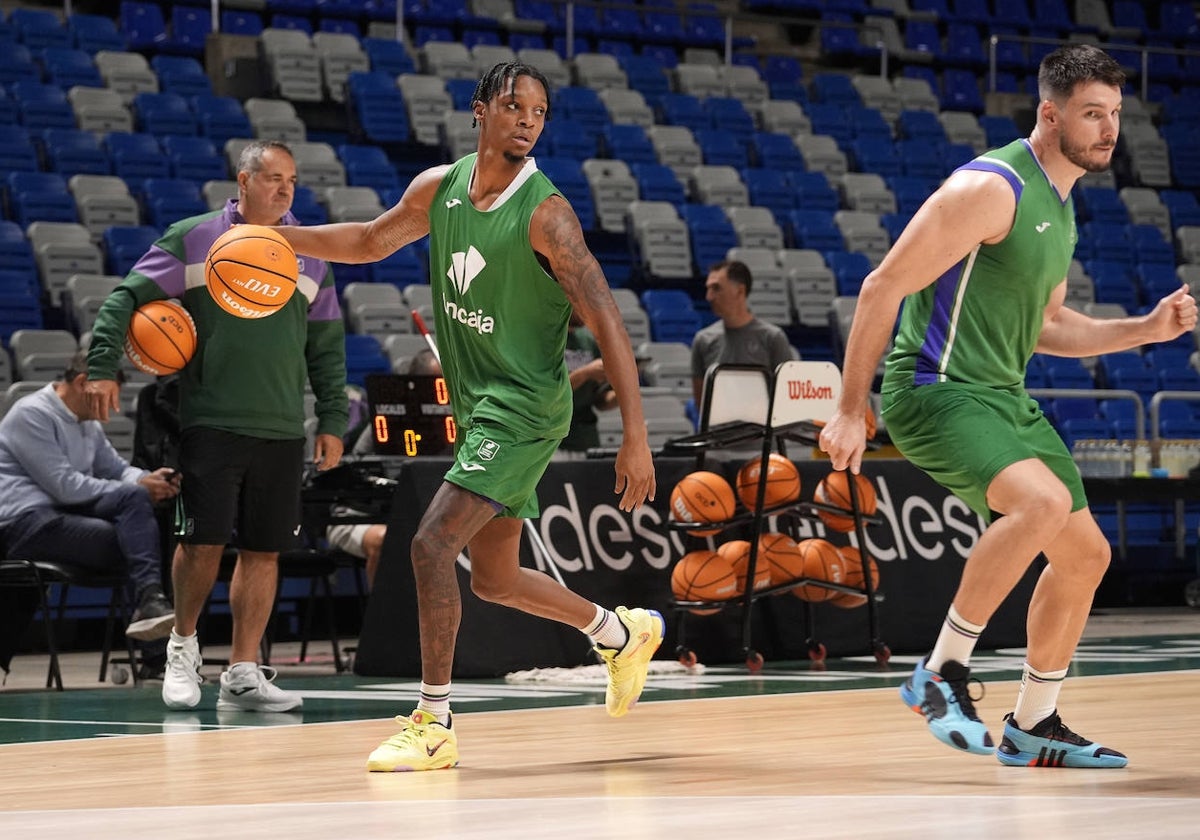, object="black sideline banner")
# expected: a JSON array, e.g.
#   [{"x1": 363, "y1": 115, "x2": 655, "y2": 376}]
[{"x1": 354, "y1": 456, "x2": 1041, "y2": 677}]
